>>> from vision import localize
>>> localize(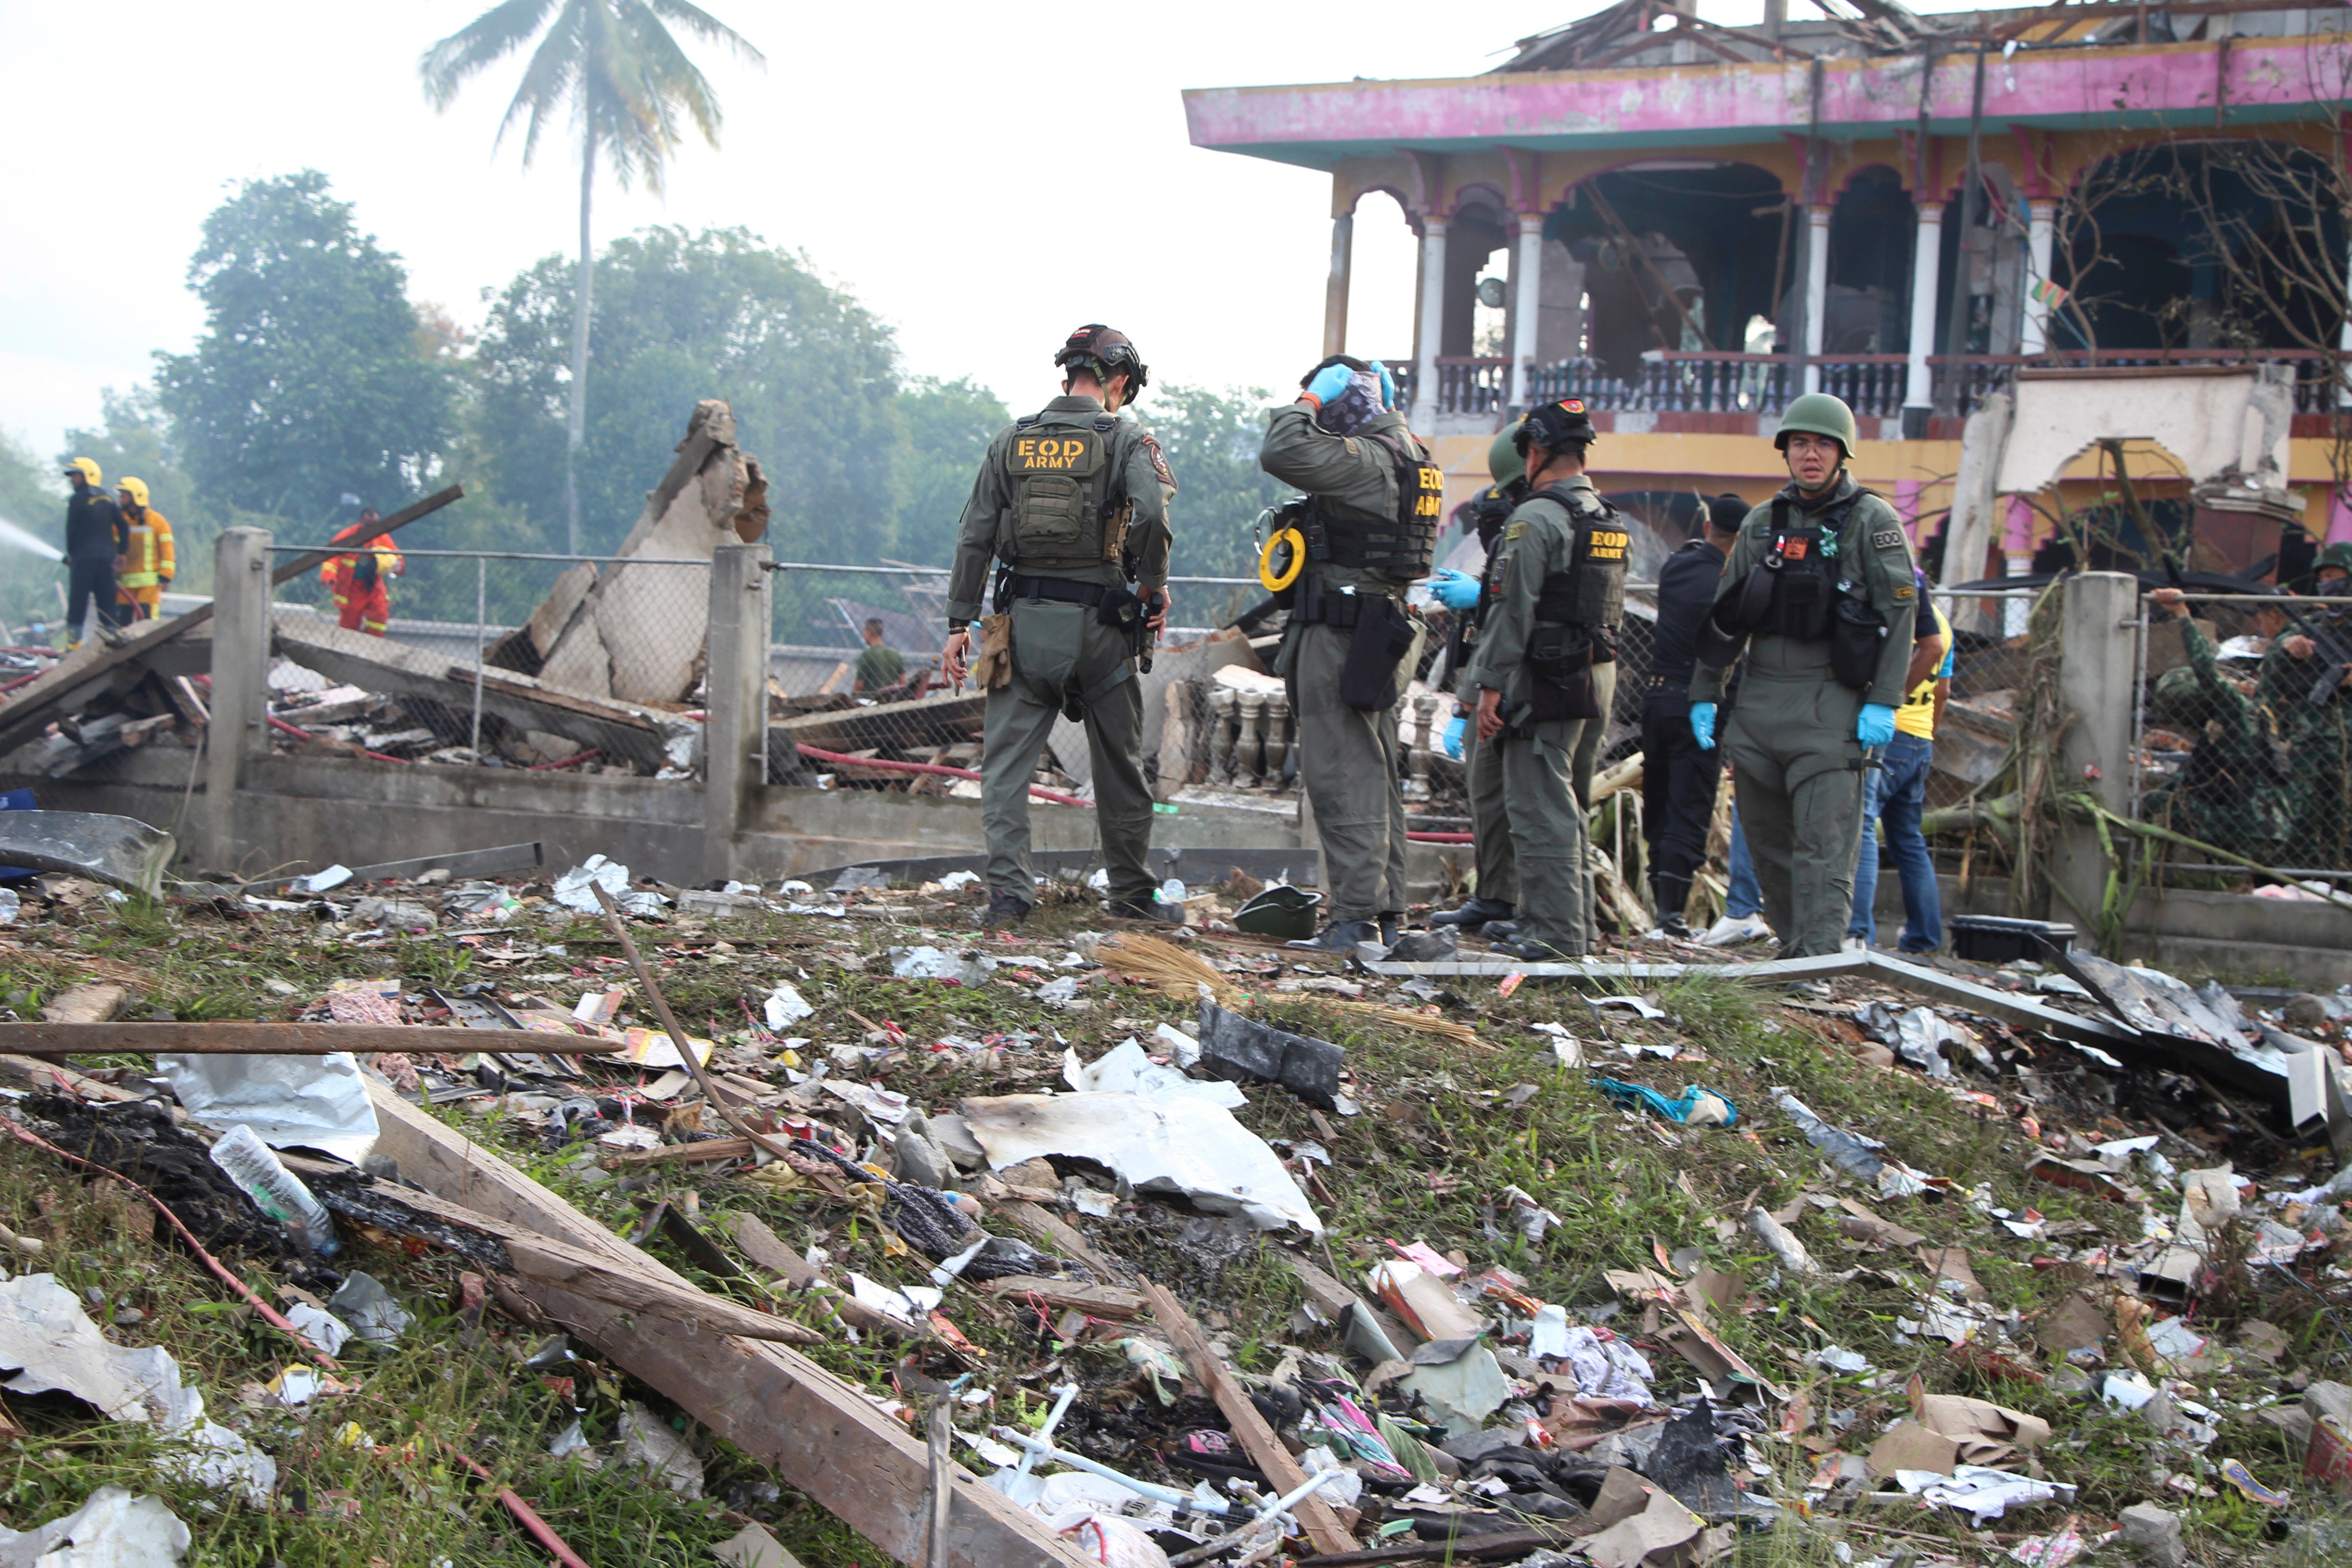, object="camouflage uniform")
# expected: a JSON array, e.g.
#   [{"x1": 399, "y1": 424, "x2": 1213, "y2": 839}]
[{"x1": 2149, "y1": 616, "x2": 2296, "y2": 863}]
